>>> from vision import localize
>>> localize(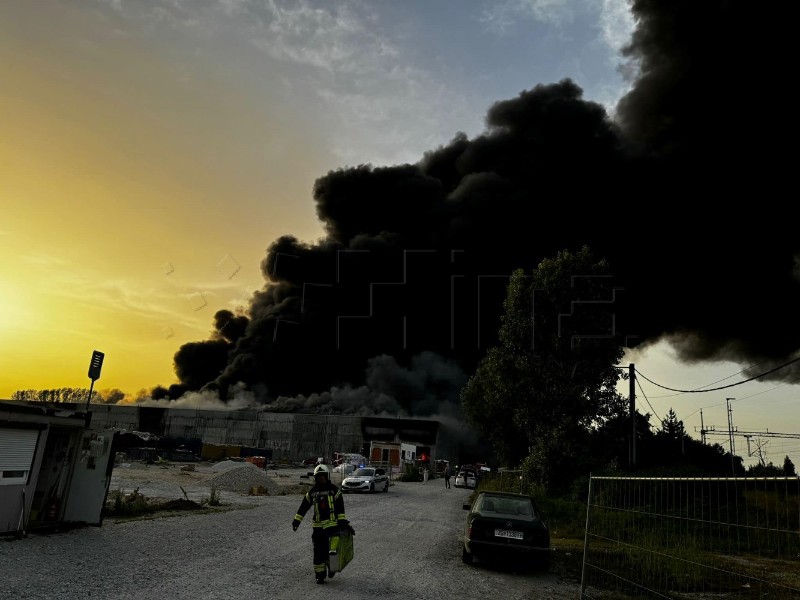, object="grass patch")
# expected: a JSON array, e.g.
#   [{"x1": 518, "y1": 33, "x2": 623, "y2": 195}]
[
  {"x1": 475, "y1": 474, "x2": 587, "y2": 541},
  {"x1": 205, "y1": 484, "x2": 221, "y2": 507},
  {"x1": 106, "y1": 487, "x2": 154, "y2": 517},
  {"x1": 104, "y1": 486, "x2": 229, "y2": 522}
]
